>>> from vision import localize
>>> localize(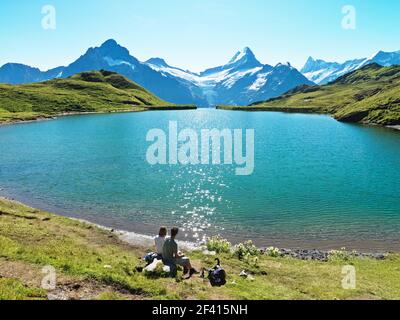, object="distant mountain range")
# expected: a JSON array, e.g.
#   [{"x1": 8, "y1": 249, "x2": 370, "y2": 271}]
[
  {"x1": 237, "y1": 63, "x2": 400, "y2": 126},
  {"x1": 145, "y1": 46, "x2": 315, "y2": 106},
  {"x1": 1, "y1": 40, "x2": 399, "y2": 106},
  {"x1": 301, "y1": 50, "x2": 400, "y2": 85},
  {"x1": 0, "y1": 40, "x2": 313, "y2": 106},
  {"x1": 0, "y1": 63, "x2": 64, "y2": 84},
  {"x1": 0, "y1": 40, "x2": 207, "y2": 106}
]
